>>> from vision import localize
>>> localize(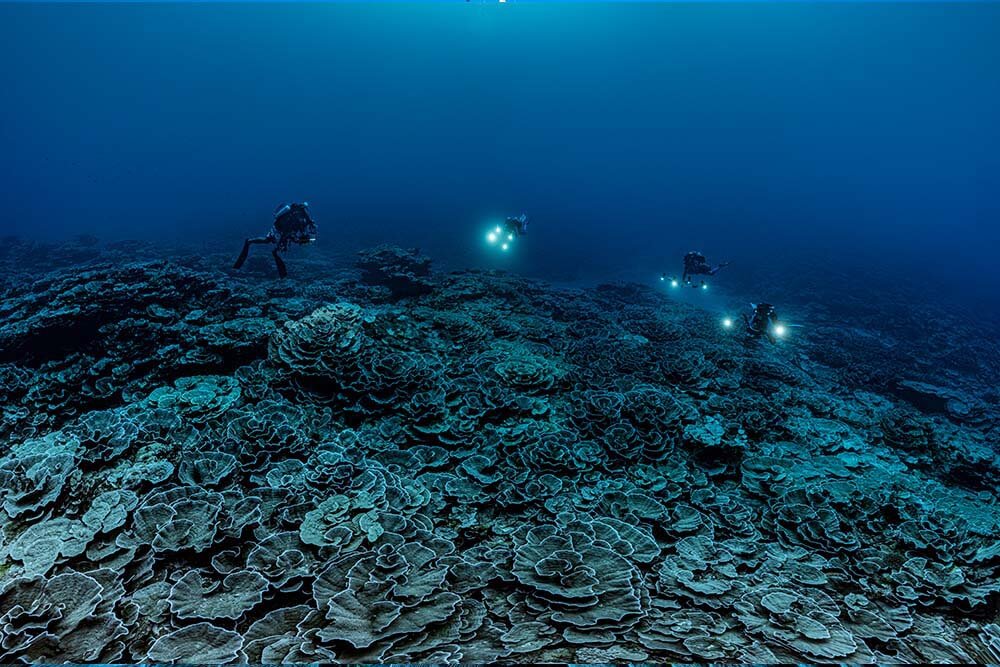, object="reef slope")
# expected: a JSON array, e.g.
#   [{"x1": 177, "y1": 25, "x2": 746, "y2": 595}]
[{"x1": 0, "y1": 242, "x2": 998, "y2": 663}]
